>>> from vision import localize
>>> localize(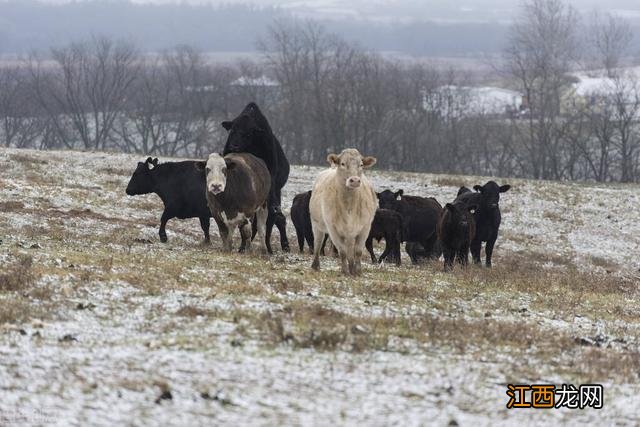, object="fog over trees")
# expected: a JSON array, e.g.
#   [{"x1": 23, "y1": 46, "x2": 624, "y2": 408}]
[{"x1": 2, "y1": 0, "x2": 640, "y2": 182}]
